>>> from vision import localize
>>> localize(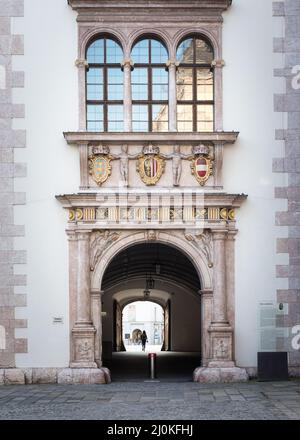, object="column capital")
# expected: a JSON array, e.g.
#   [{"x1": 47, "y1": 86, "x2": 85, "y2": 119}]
[
  {"x1": 75, "y1": 58, "x2": 89, "y2": 69},
  {"x1": 211, "y1": 229, "x2": 228, "y2": 241},
  {"x1": 91, "y1": 289, "x2": 104, "y2": 298},
  {"x1": 121, "y1": 58, "x2": 134, "y2": 71},
  {"x1": 227, "y1": 229, "x2": 238, "y2": 240},
  {"x1": 211, "y1": 59, "x2": 225, "y2": 68},
  {"x1": 66, "y1": 229, "x2": 78, "y2": 241},
  {"x1": 166, "y1": 59, "x2": 180, "y2": 70},
  {"x1": 76, "y1": 230, "x2": 91, "y2": 241}
]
